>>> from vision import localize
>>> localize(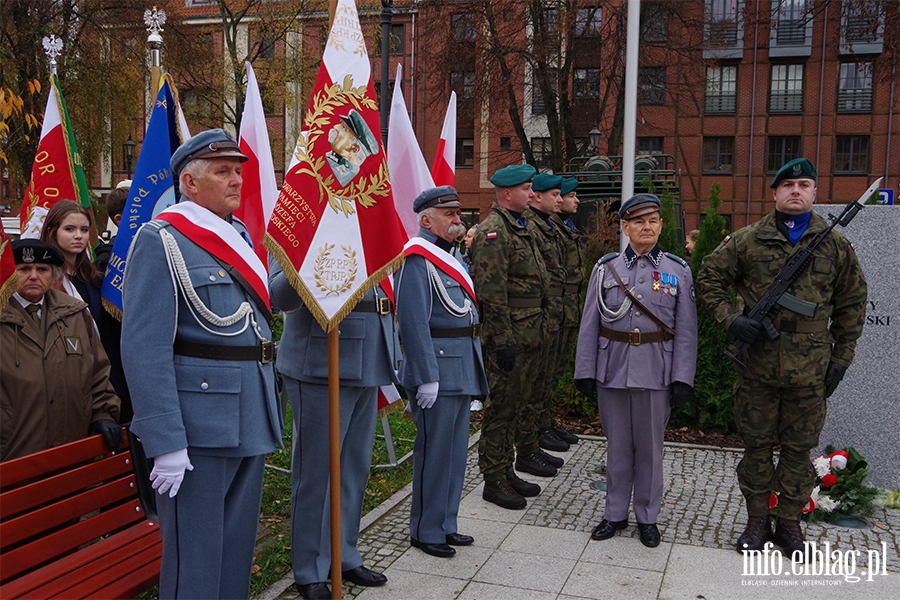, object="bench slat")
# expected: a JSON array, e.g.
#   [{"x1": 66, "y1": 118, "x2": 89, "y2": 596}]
[
  {"x1": 1, "y1": 521, "x2": 160, "y2": 599},
  {"x1": 52, "y1": 539, "x2": 162, "y2": 599},
  {"x1": 0, "y1": 452, "x2": 133, "y2": 520},
  {"x1": 1, "y1": 475, "x2": 136, "y2": 548},
  {"x1": 0, "y1": 433, "x2": 126, "y2": 489}
]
